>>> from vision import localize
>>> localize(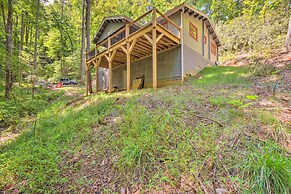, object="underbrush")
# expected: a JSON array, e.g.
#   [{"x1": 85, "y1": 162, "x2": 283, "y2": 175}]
[
  {"x1": 249, "y1": 61, "x2": 279, "y2": 77},
  {"x1": 0, "y1": 85, "x2": 63, "y2": 128},
  {"x1": 0, "y1": 95, "x2": 115, "y2": 192}
]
